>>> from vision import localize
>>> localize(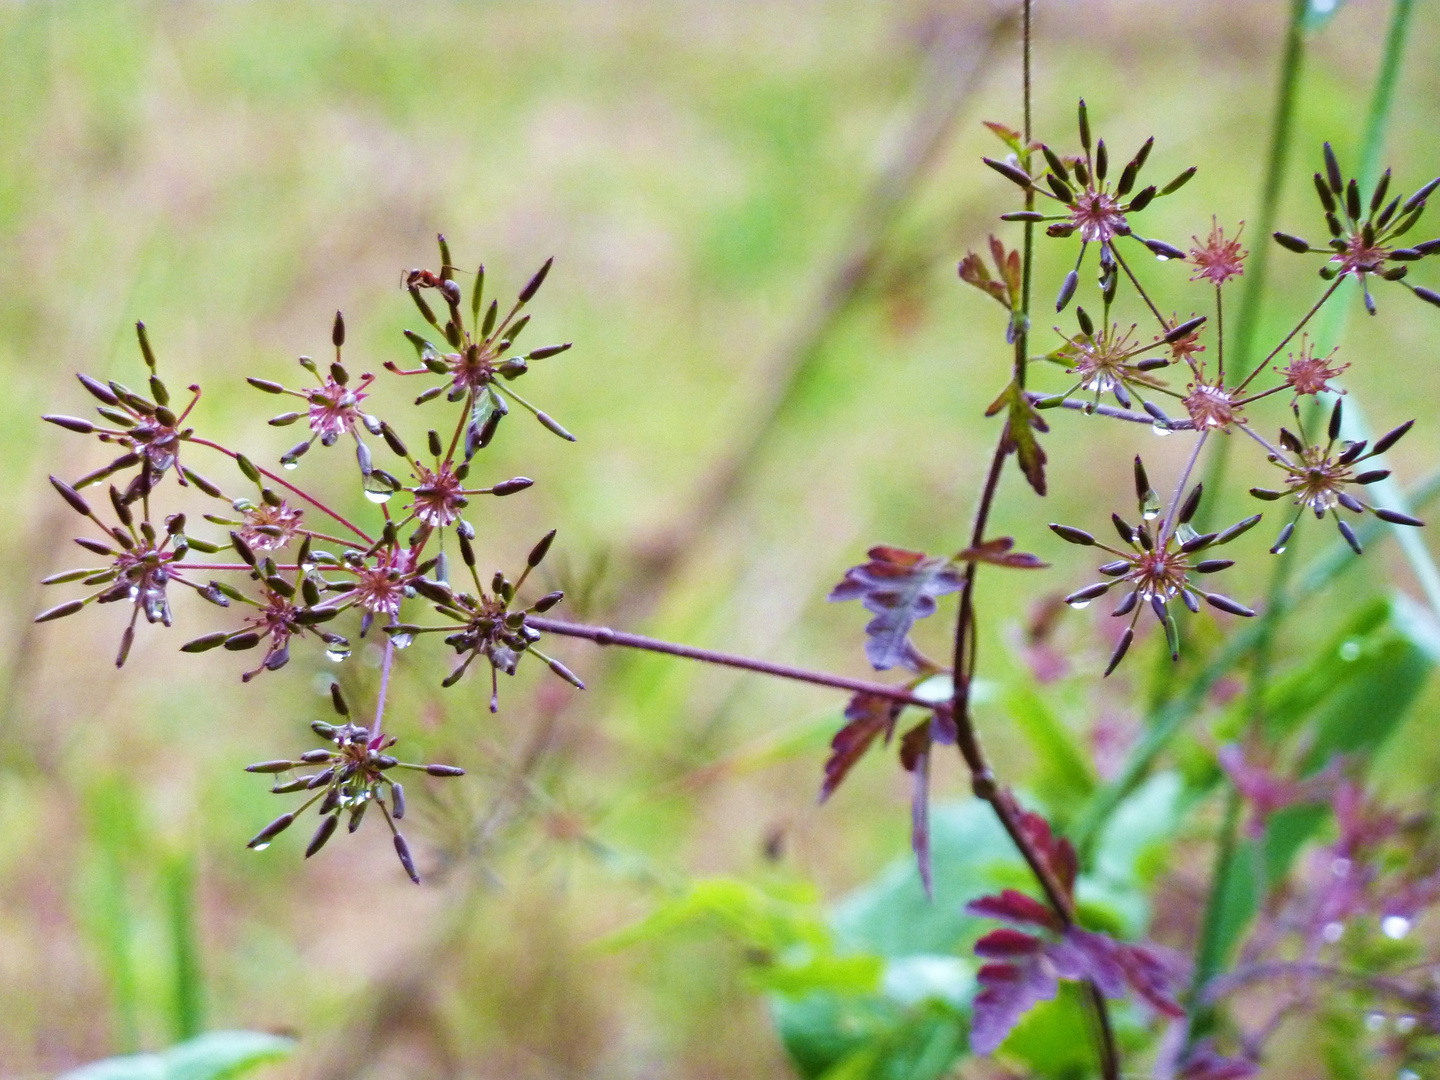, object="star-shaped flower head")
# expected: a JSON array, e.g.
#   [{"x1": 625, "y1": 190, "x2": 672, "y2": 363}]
[
  {"x1": 1273, "y1": 143, "x2": 1440, "y2": 314},
  {"x1": 1050, "y1": 456, "x2": 1259, "y2": 675},
  {"x1": 1250, "y1": 400, "x2": 1423, "y2": 554},
  {"x1": 984, "y1": 100, "x2": 1198, "y2": 312}
]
